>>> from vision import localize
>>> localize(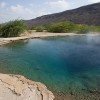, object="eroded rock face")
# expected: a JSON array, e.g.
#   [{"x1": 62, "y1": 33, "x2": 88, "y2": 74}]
[{"x1": 0, "y1": 73, "x2": 54, "y2": 100}]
